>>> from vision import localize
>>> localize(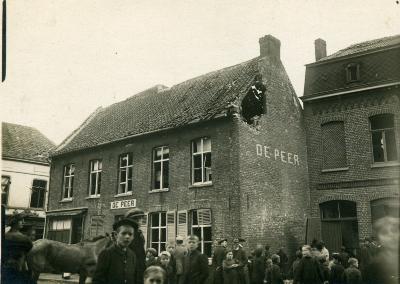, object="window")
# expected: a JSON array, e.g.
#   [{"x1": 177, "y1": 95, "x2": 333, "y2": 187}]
[
  {"x1": 346, "y1": 63, "x2": 360, "y2": 82},
  {"x1": 191, "y1": 209, "x2": 212, "y2": 257},
  {"x1": 63, "y1": 164, "x2": 75, "y2": 199},
  {"x1": 118, "y1": 153, "x2": 133, "y2": 194},
  {"x1": 89, "y1": 160, "x2": 102, "y2": 197},
  {"x1": 152, "y1": 146, "x2": 169, "y2": 190},
  {"x1": 320, "y1": 200, "x2": 357, "y2": 220},
  {"x1": 1, "y1": 176, "x2": 10, "y2": 206},
  {"x1": 150, "y1": 212, "x2": 167, "y2": 254},
  {"x1": 370, "y1": 114, "x2": 398, "y2": 163},
  {"x1": 321, "y1": 121, "x2": 347, "y2": 169},
  {"x1": 47, "y1": 218, "x2": 72, "y2": 243},
  {"x1": 192, "y1": 138, "x2": 212, "y2": 184},
  {"x1": 30, "y1": 179, "x2": 47, "y2": 208}
]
